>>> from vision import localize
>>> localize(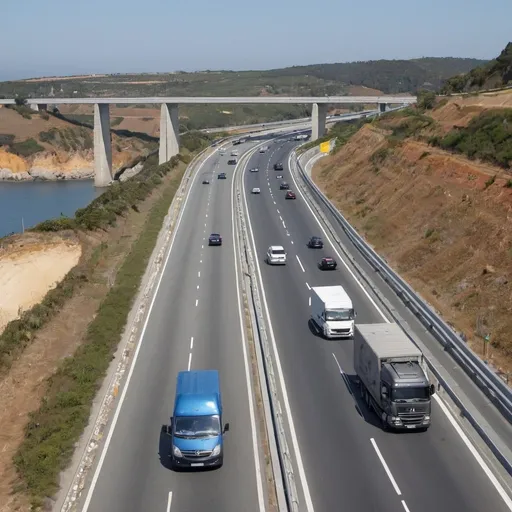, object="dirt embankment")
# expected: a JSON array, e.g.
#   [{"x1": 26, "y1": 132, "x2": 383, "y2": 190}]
[
  {"x1": 312, "y1": 101, "x2": 512, "y2": 377},
  {"x1": 0, "y1": 107, "x2": 154, "y2": 181}
]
